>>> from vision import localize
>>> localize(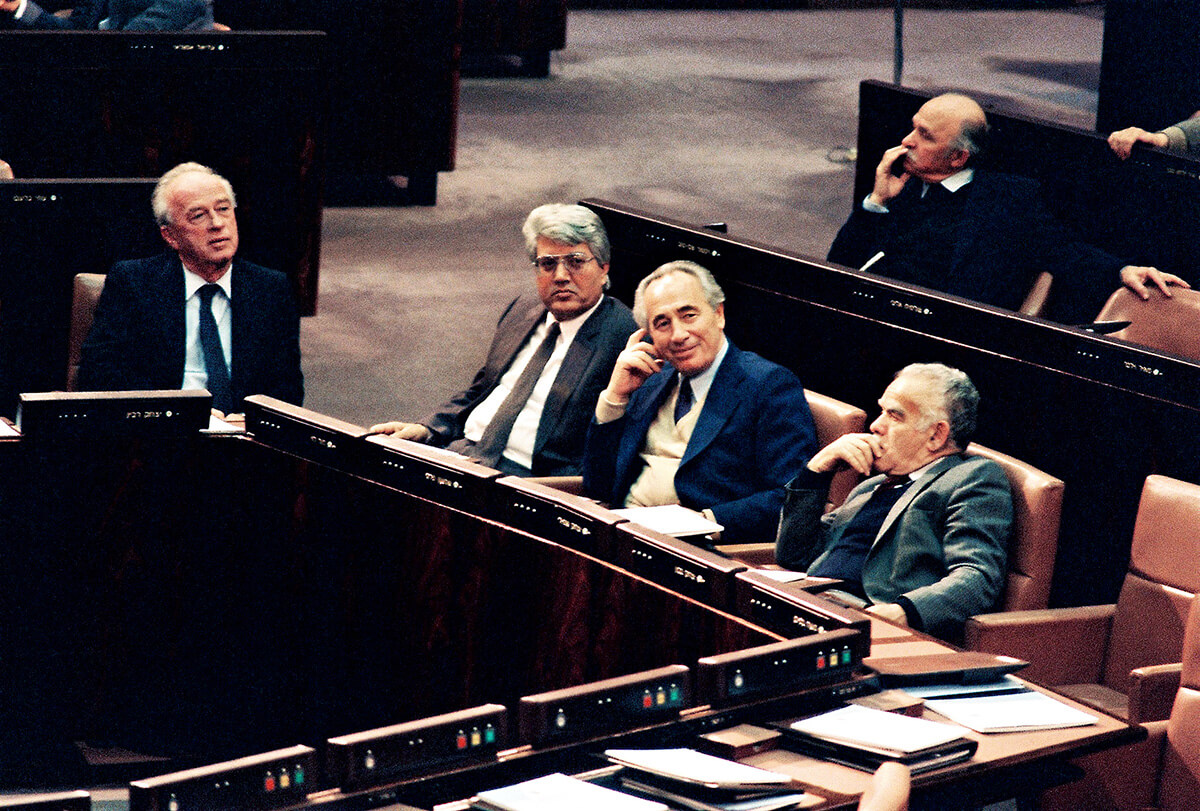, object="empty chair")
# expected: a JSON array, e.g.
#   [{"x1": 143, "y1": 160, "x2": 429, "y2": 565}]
[
  {"x1": 66, "y1": 273, "x2": 106, "y2": 391},
  {"x1": 1093, "y1": 286, "x2": 1200, "y2": 363},
  {"x1": 967, "y1": 474, "x2": 1200, "y2": 723}
]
